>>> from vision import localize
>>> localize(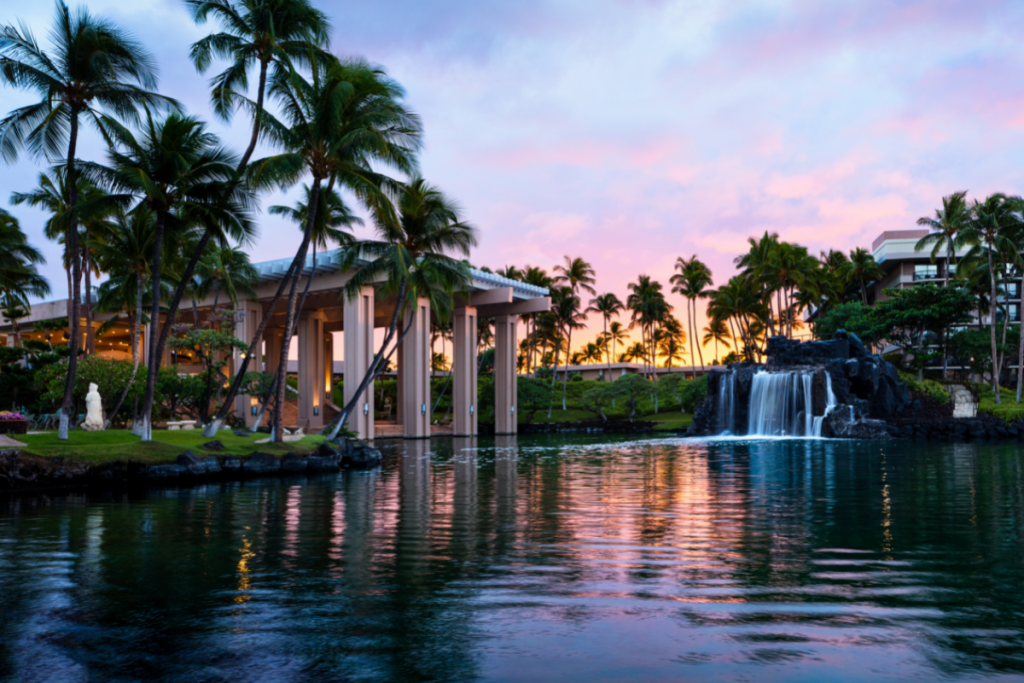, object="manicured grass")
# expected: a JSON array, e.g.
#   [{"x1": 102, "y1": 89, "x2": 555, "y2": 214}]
[
  {"x1": 976, "y1": 385, "x2": 1024, "y2": 422},
  {"x1": 20, "y1": 430, "x2": 325, "y2": 465},
  {"x1": 519, "y1": 408, "x2": 692, "y2": 431},
  {"x1": 646, "y1": 412, "x2": 693, "y2": 431}
]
